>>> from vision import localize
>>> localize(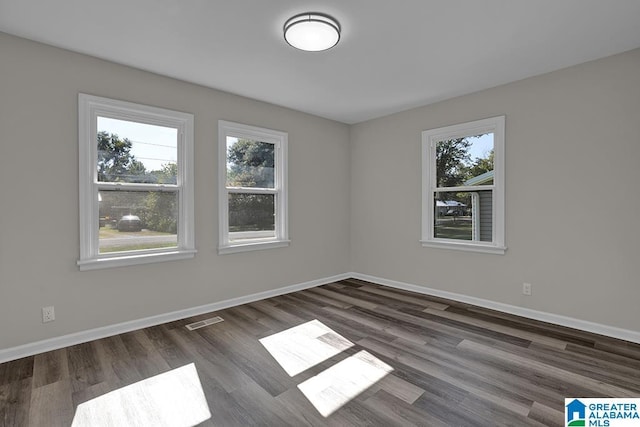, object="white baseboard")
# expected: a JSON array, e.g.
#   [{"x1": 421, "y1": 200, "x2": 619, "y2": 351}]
[
  {"x1": 0, "y1": 273, "x2": 351, "y2": 364},
  {"x1": 350, "y1": 272, "x2": 640, "y2": 344}
]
